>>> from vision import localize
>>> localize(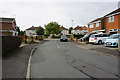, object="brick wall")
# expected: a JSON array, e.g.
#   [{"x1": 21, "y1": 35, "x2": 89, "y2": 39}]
[
  {"x1": 88, "y1": 22, "x2": 102, "y2": 33},
  {"x1": 105, "y1": 14, "x2": 119, "y2": 33}
]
